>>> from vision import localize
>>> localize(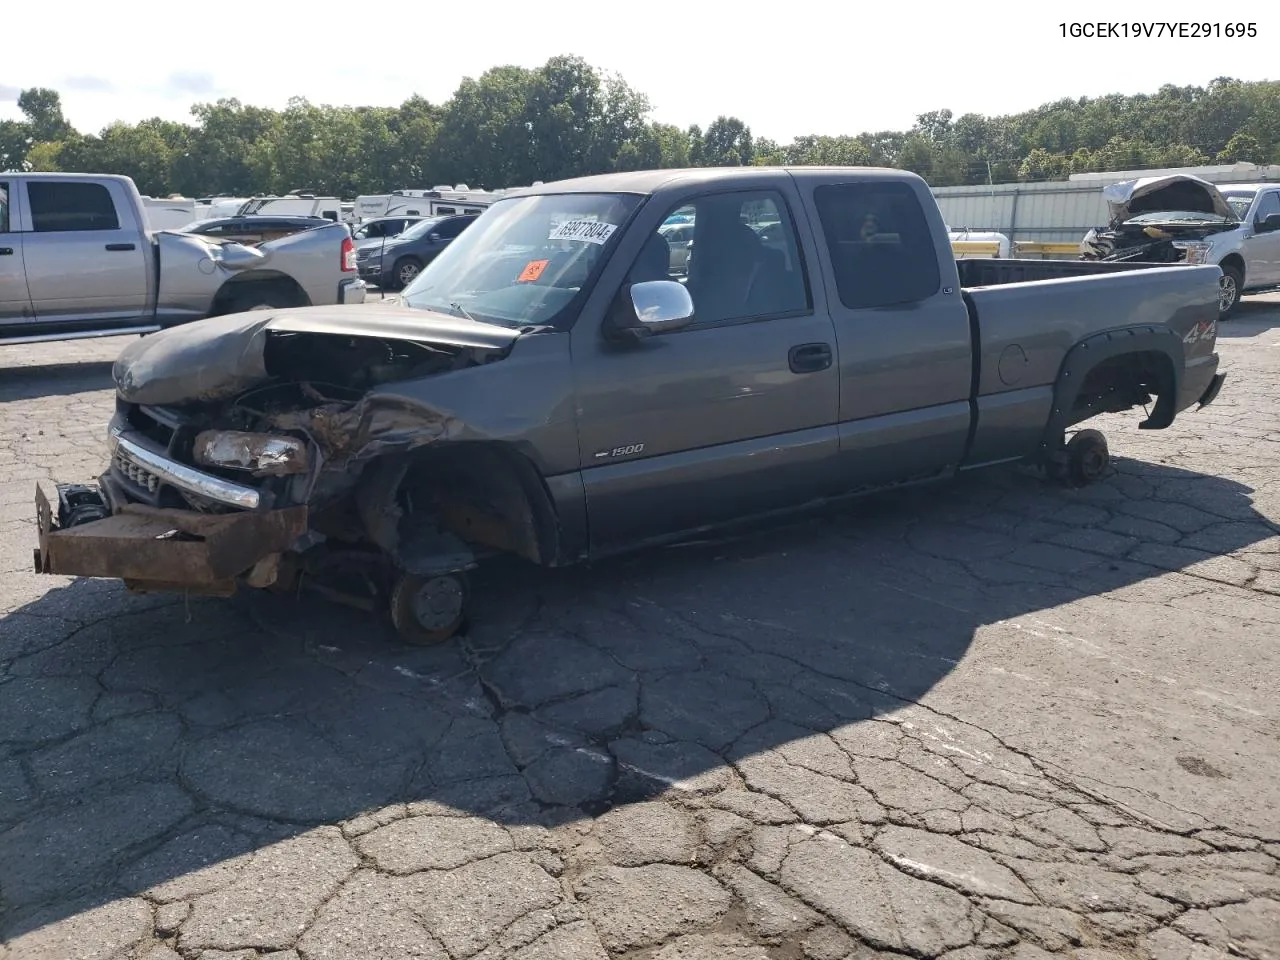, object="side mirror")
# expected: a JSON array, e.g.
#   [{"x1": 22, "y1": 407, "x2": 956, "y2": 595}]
[
  {"x1": 607, "y1": 280, "x2": 695, "y2": 341},
  {"x1": 1256, "y1": 213, "x2": 1280, "y2": 234},
  {"x1": 428, "y1": 232, "x2": 442, "y2": 242}
]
